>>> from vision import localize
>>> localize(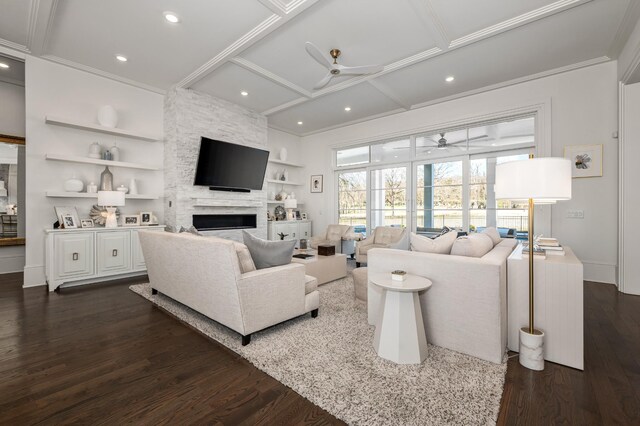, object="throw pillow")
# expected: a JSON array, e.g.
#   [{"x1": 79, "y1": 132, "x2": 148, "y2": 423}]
[
  {"x1": 481, "y1": 227, "x2": 501, "y2": 246},
  {"x1": 450, "y1": 233, "x2": 494, "y2": 258},
  {"x1": 233, "y1": 241, "x2": 256, "y2": 273},
  {"x1": 242, "y1": 230, "x2": 296, "y2": 270},
  {"x1": 410, "y1": 230, "x2": 457, "y2": 254}
]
